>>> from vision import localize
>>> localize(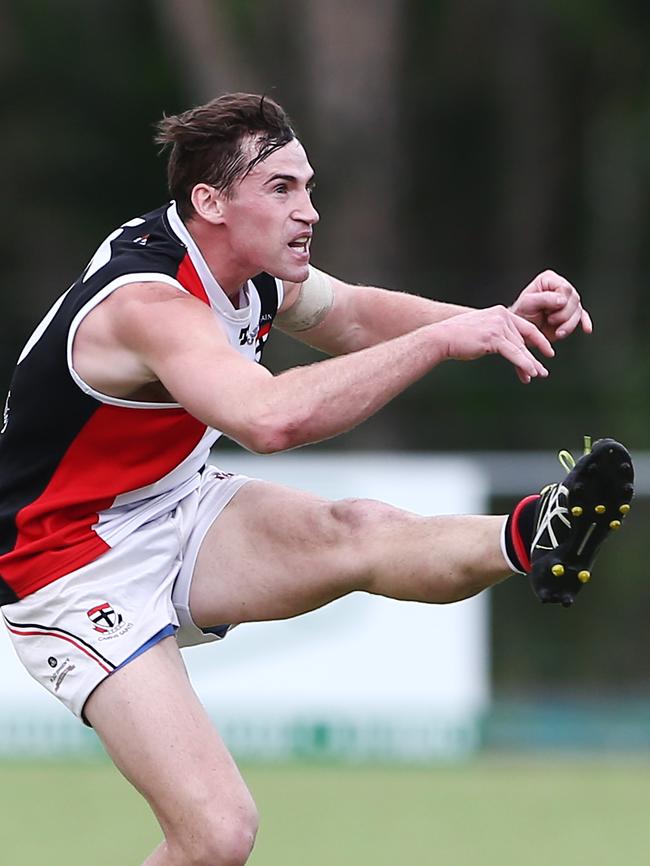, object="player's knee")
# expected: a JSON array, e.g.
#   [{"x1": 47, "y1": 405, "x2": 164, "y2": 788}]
[
  {"x1": 186, "y1": 820, "x2": 258, "y2": 866},
  {"x1": 174, "y1": 798, "x2": 259, "y2": 866},
  {"x1": 202, "y1": 816, "x2": 258, "y2": 866},
  {"x1": 330, "y1": 496, "x2": 399, "y2": 536},
  {"x1": 328, "y1": 497, "x2": 399, "y2": 580}
]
